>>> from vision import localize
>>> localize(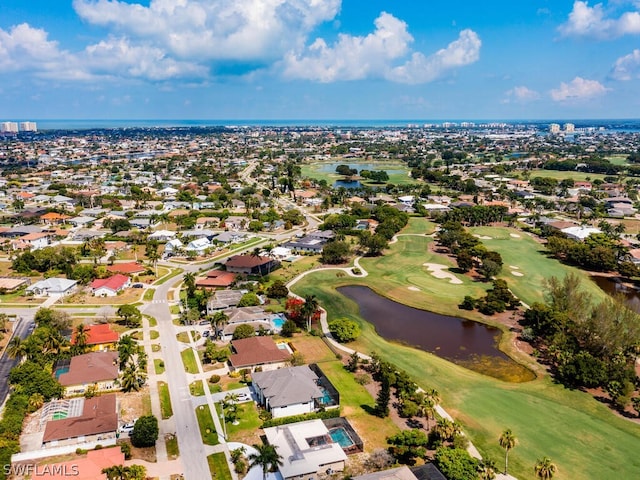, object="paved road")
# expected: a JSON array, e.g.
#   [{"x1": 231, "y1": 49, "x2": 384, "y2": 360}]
[
  {"x1": 143, "y1": 278, "x2": 211, "y2": 480},
  {"x1": 0, "y1": 315, "x2": 35, "y2": 406}
]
